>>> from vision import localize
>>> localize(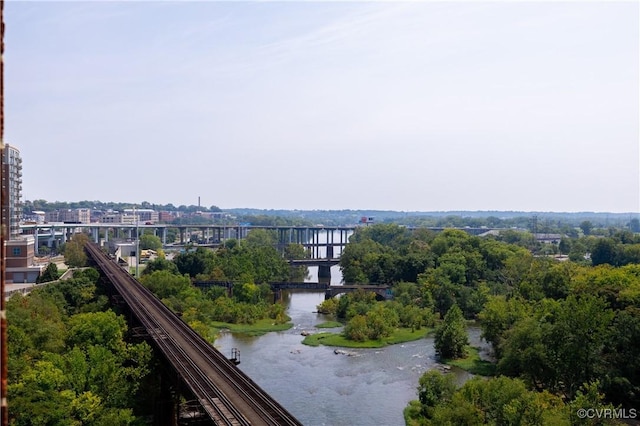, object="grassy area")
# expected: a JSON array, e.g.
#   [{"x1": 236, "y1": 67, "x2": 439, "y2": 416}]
[
  {"x1": 316, "y1": 321, "x2": 343, "y2": 328},
  {"x1": 302, "y1": 328, "x2": 431, "y2": 348},
  {"x1": 442, "y1": 346, "x2": 496, "y2": 376},
  {"x1": 211, "y1": 318, "x2": 294, "y2": 336}
]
